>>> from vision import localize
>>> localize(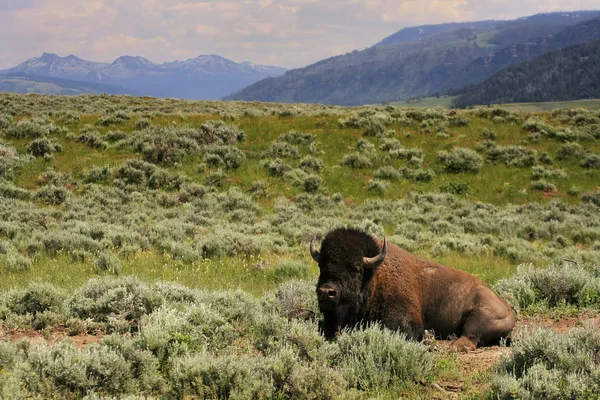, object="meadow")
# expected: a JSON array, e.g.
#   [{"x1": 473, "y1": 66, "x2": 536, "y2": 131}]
[{"x1": 1, "y1": 92, "x2": 600, "y2": 398}]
